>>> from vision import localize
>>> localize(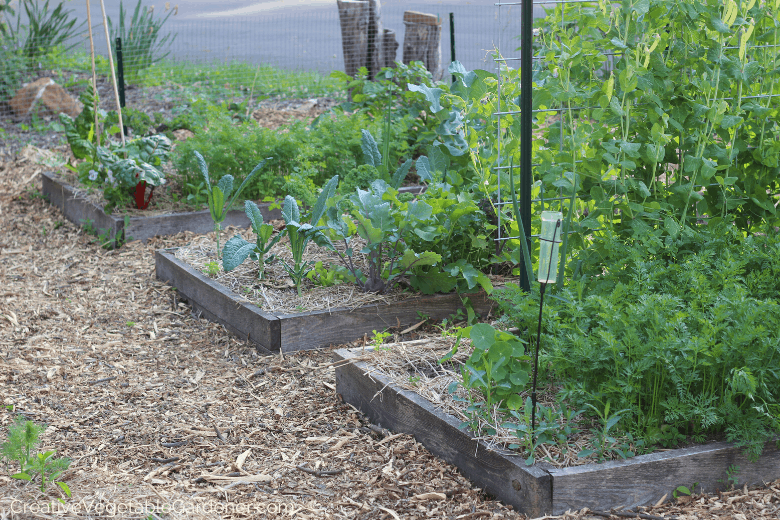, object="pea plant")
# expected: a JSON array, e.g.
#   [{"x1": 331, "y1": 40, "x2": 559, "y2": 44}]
[
  {"x1": 193, "y1": 151, "x2": 270, "y2": 259},
  {"x1": 533, "y1": 0, "x2": 780, "y2": 233}
]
